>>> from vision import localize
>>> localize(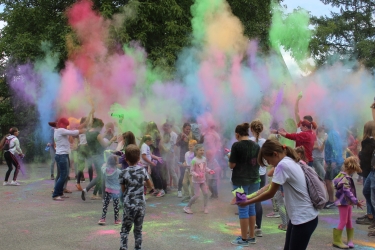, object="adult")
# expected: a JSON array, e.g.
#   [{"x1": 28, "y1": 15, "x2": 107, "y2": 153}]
[
  {"x1": 81, "y1": 117, "x2": 117, "y2": 201},
  {"x1": 312, "y1": 127, "x2": 326, "y2": 180},
  {"x1": 1, "y1": 127, "x2": 24, "y2": 186},
  {"x1": 229, "y1": 123, "x2": 260, "y2": 246},
  {"x1": 249, "y1": 120, "x2": 266, "y2": 237},
  {"x1": 175, "y1": 123, "x2": 202, "y2": 198},
  {"x1": 323, "y1": 121, "x2": 344, "y2": 209},
  {"x1": 275, "y1": 119, "x2": 316, "y2": 166},
  {"x1": 47, "y1": 128, "x2": 56, "y2": 180},
  {"x1": 159, "y1": 122, "x2": 178, "y2": 190},
  {"x1": 52, "y1": 118, "x2": 85, "y2": 200},
  {"x1": 238, "y1": 139, "x2": 319, "y2": 250}
]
